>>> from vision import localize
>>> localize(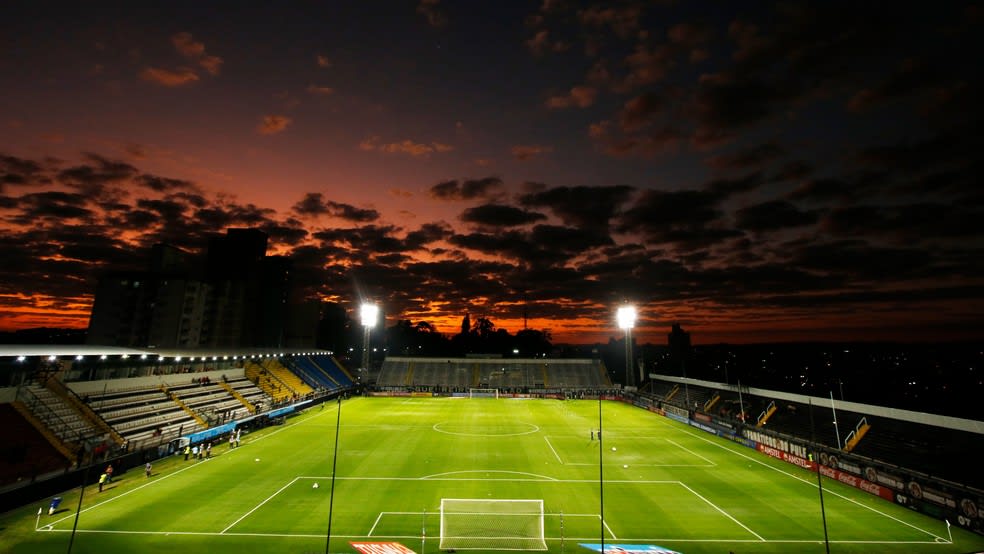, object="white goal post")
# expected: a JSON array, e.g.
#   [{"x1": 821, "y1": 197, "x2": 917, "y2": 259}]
[
  {"x1": 439, "y1": 498, "x2": 546, "y2": 551},
  {"x1": 469, "y1": 388, "x2": 499, "y2": 398}
]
